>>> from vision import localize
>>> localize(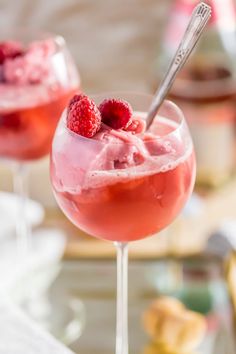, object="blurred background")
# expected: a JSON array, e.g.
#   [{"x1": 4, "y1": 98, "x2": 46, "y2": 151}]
[{"x1": 1, "y1": 0, "x2": 236, "y2": 353}]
